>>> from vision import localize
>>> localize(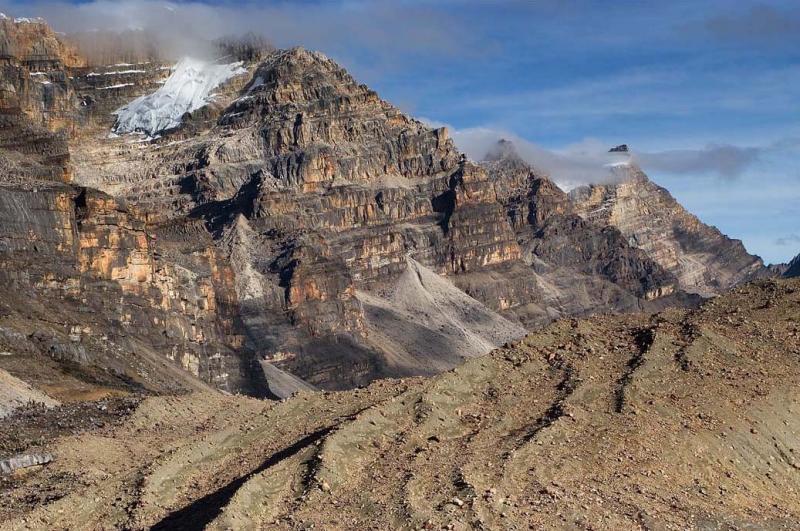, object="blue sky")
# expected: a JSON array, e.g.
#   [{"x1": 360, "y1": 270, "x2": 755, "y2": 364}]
[{"x1": 3, "y1": 0, "x2": 798, "y2": 263}]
